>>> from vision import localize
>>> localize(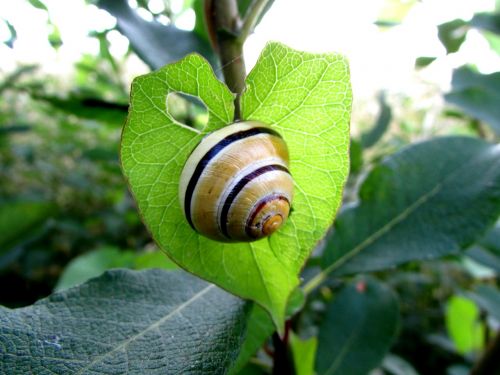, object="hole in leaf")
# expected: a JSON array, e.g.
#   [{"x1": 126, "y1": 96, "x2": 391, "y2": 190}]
[{"x1": 166, "y1": 92, "x2": 208, "y2": 131}]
